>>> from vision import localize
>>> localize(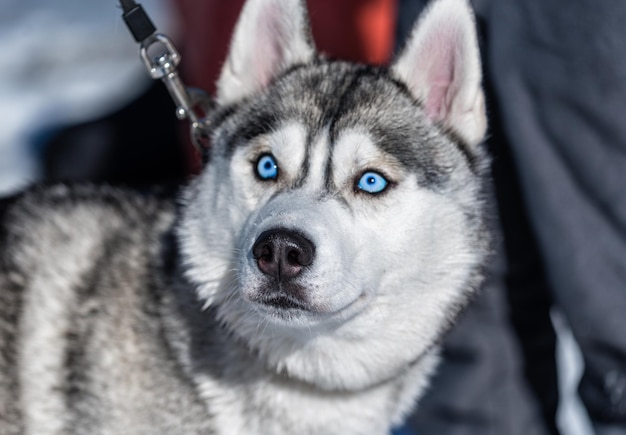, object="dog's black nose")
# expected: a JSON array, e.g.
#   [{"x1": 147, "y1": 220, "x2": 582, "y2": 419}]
[{"x1": 252, "y1": 229, "x2": 315, "y2": 281}]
